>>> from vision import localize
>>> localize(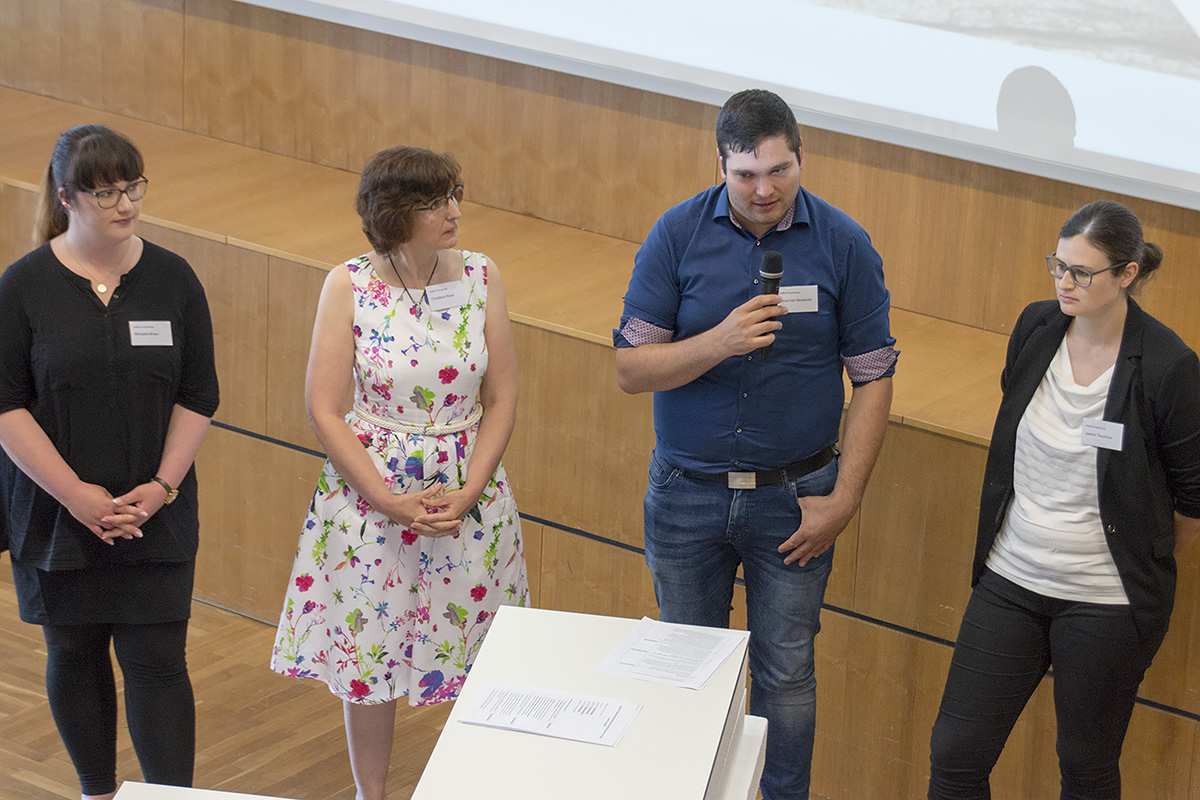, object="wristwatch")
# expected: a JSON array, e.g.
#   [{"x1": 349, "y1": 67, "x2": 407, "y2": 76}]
[{"x1": 152, "y1": 476, "x2": 179, "y2": 505}]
